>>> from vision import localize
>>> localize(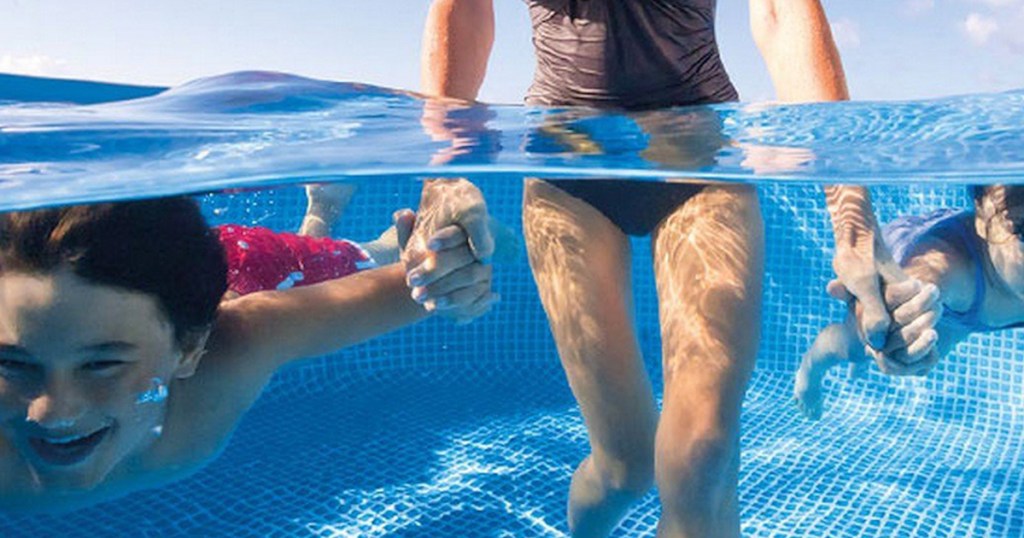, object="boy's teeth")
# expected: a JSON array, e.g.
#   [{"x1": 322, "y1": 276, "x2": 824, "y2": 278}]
[{"x1": 47, "y1": 433, "x2": 87, "y2": 444}]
